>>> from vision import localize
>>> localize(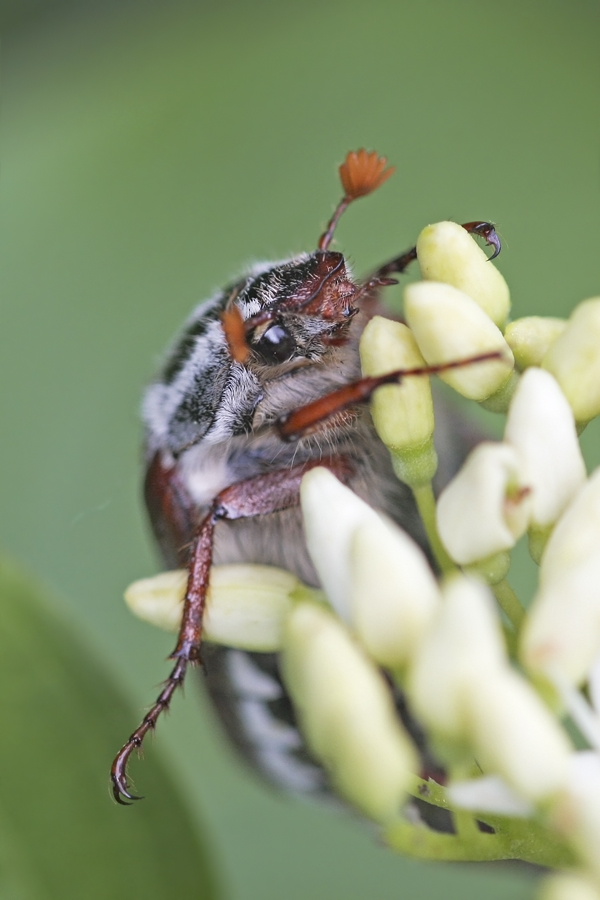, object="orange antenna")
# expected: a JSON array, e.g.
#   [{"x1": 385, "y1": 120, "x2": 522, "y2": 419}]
[{"x1": 318, "y1": 149, "x2": 395, "y2": 251}]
